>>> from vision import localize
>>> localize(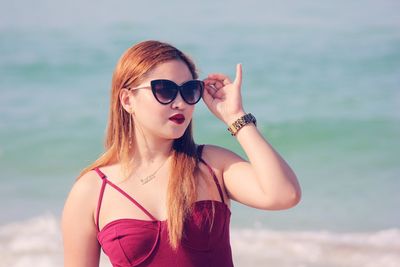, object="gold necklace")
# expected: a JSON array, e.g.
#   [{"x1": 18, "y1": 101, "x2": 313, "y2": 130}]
[{"x1": 140, "y1": 156, "x2": 170, "y2": 185}]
